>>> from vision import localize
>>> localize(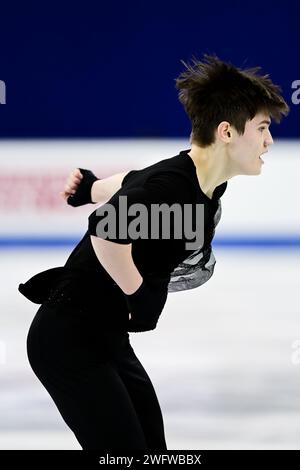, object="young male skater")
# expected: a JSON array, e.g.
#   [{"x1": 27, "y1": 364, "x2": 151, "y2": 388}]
[{"x1": 20, "y1": 55, "x2": 289, "y2": 450}]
